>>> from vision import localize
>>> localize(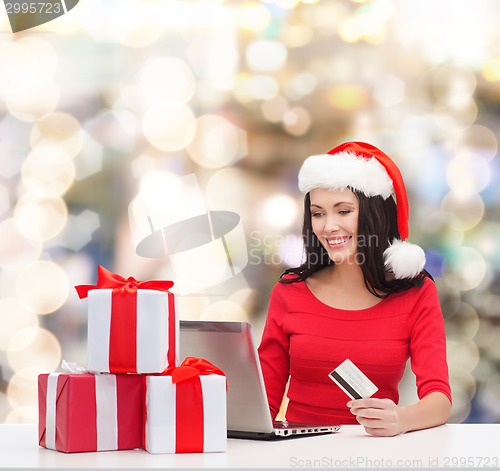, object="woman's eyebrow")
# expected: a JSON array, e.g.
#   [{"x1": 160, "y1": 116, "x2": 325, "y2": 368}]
[
  {"x1": 333, "y1": 201, "x2": 355, "y2": 208},
  {"x1": 310, "y1": 201, "x2": 355, "y2": 208}
]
